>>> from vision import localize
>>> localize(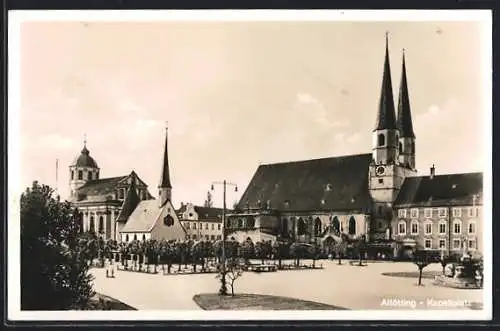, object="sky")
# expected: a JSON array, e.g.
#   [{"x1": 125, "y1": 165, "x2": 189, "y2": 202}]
[{"x1": 17, "y1": 18, "x2": 488, "y2": 208}]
